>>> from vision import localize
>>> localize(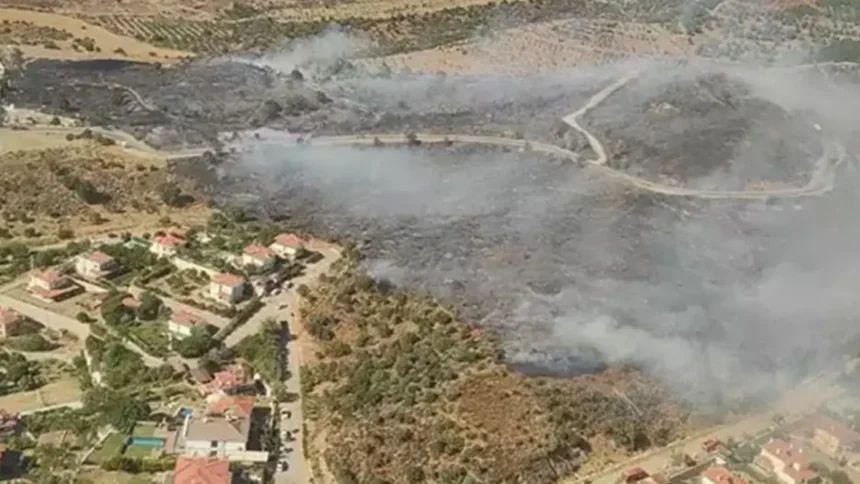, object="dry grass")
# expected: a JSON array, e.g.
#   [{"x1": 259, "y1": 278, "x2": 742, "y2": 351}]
[
  {"x1": 361, "y1": 17, "x2": 694, "y2": 75},
  {"x1": 0, "y1": 377, "x2": 80, "y2": 413},
  {"x1": 0, "y1": 7, "x2": 190, "y2": 62},
  {"x1": 0, "y1": 141, "x2": 209, "y2": 244},
  {"x1": 296, "y1": 257, "x2": 691, "y2": 484}
]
